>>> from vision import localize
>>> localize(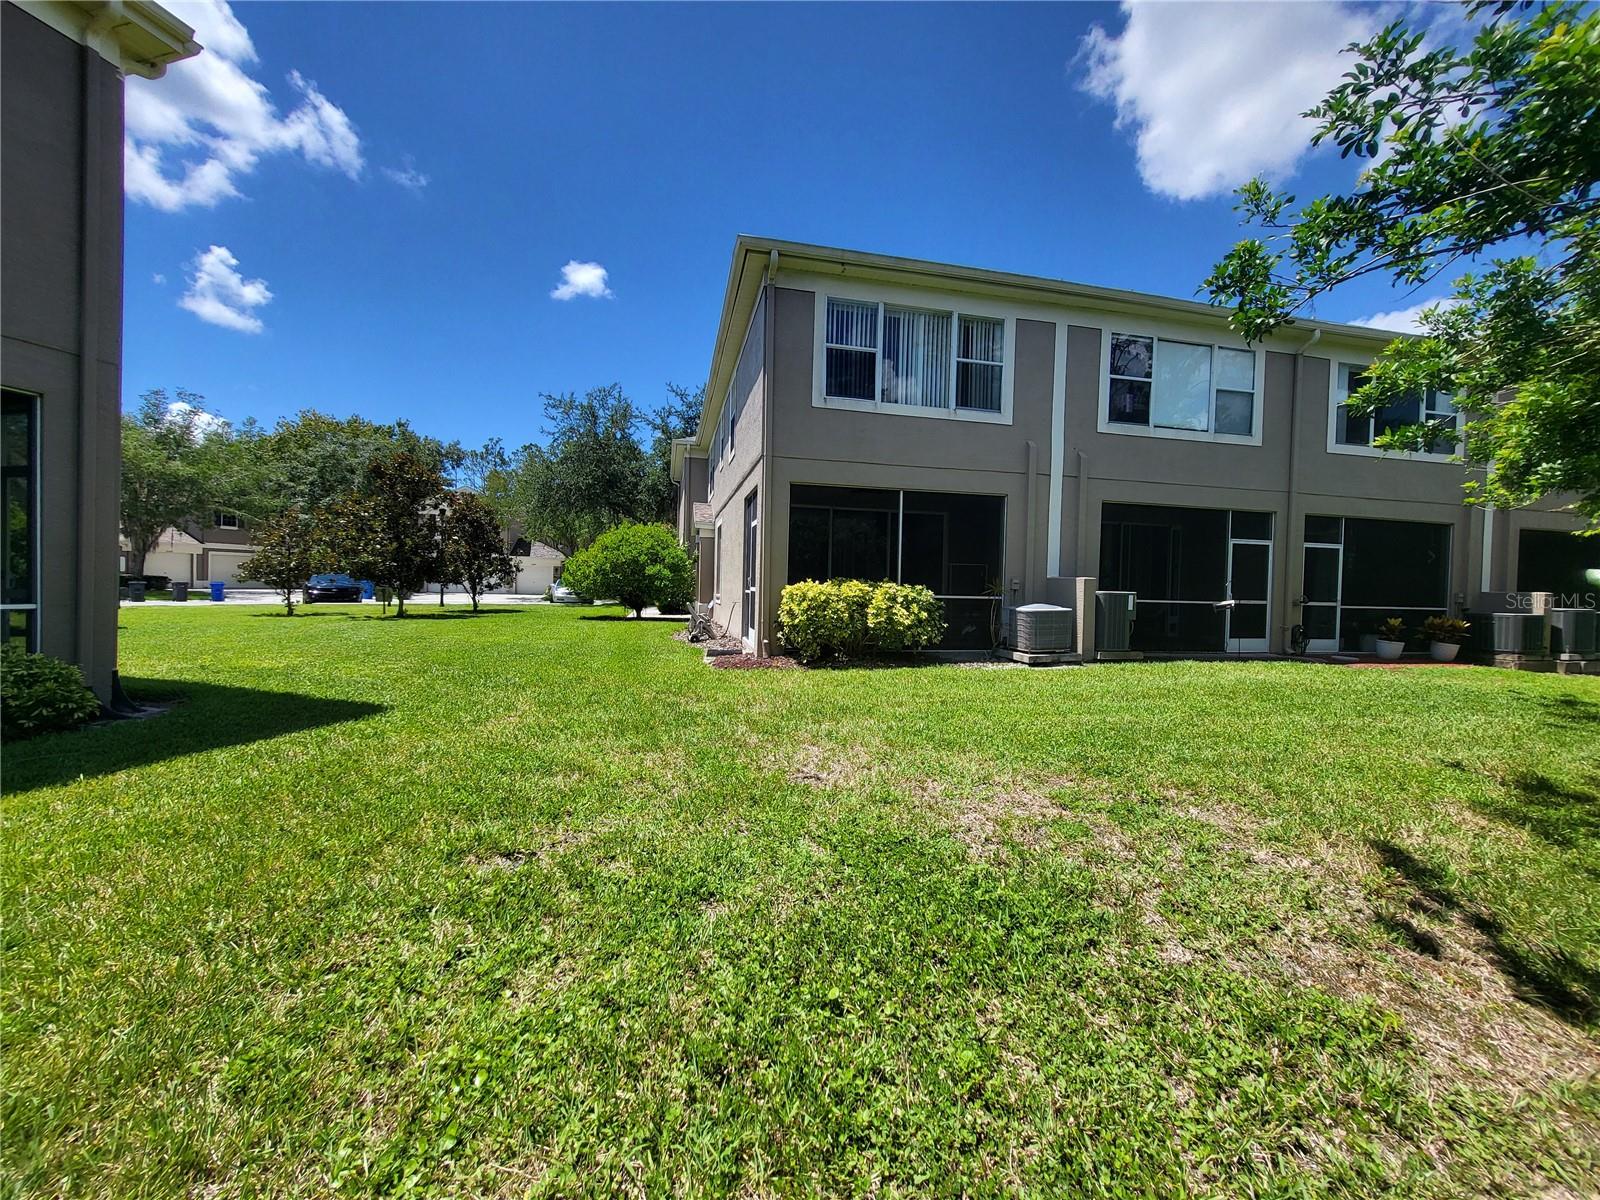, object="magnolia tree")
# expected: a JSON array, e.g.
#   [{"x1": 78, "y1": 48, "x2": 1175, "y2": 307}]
[
  {"x1": 239, "y1": 507, "x2": 324, "y2": 616},
  {"x1": 322, "y1": 450, "x2": 446, "y2": 617},
  {"x1": 559, "y1": 523, "x2": 694, "y2": 618},
  {"x1": 1204, "y1": 2, "x2": 1600, "y2": 528},
  {"x1": 442, "y1": 490, "x2": 516, "y2": 612}
]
